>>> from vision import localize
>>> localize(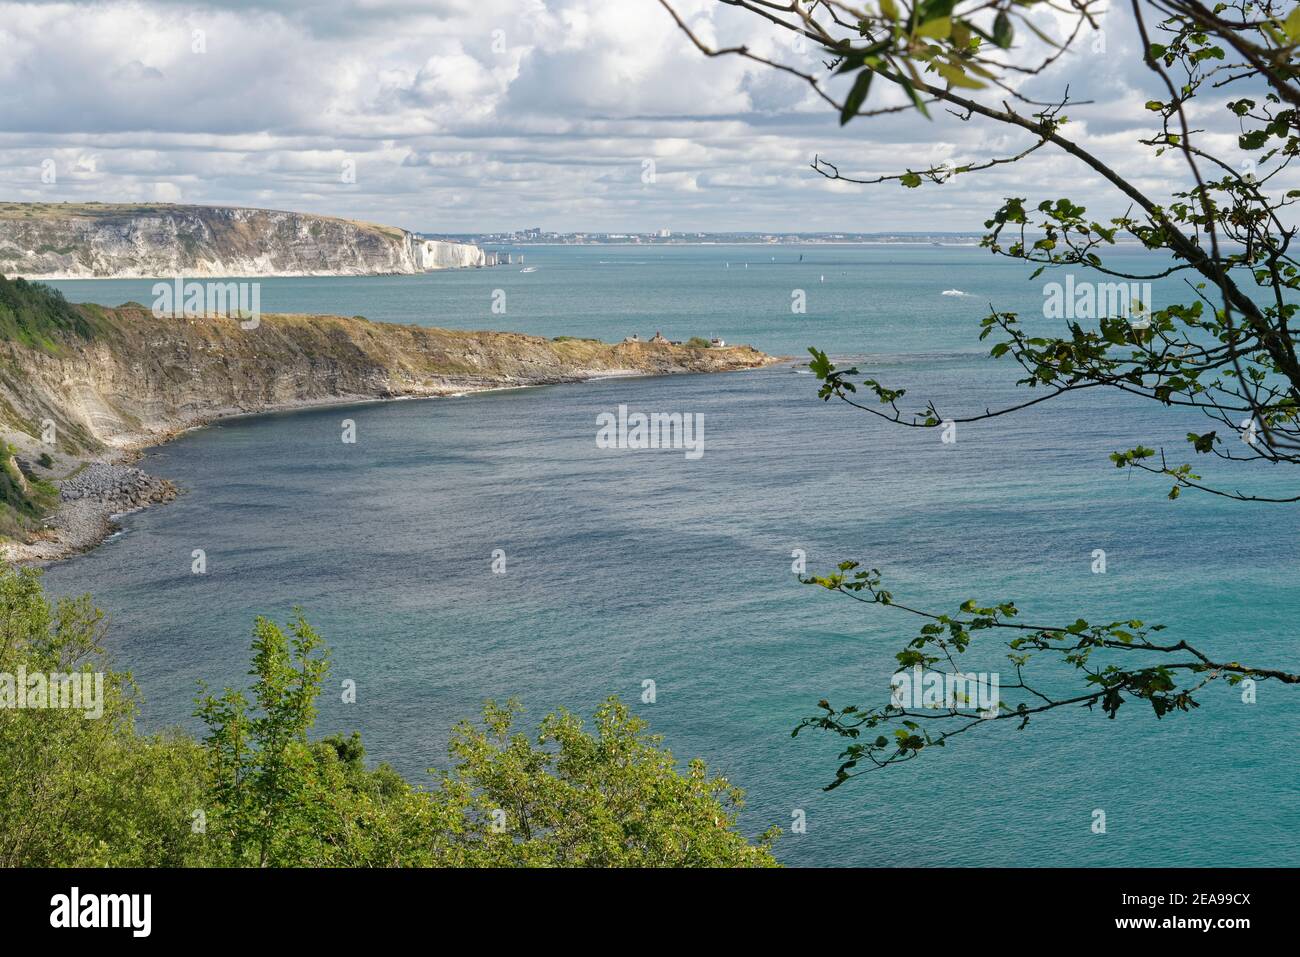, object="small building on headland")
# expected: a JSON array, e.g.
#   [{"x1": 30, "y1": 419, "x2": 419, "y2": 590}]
[{"x1": 622, "y1": 332, "x2": 722, "y2": 347}]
